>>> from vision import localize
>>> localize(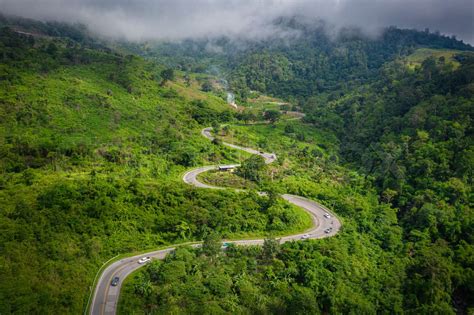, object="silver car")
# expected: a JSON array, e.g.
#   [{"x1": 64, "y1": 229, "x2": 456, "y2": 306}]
[{"x1": 138, "y1": 257, "x2": 151, "y2": 264}]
